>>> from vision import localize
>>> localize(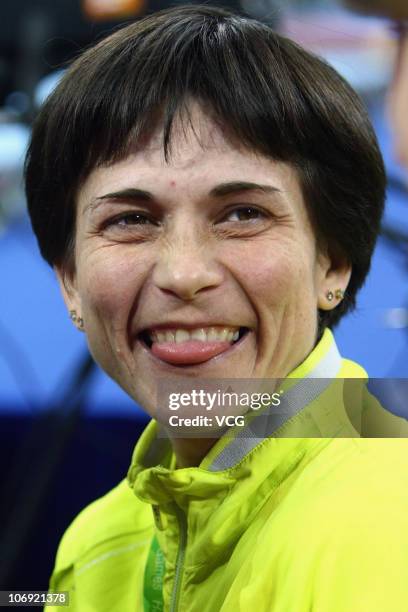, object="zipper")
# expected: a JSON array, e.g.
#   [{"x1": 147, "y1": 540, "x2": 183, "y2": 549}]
[{"x1": 169, "y1": 506, "x2": 187, "y2": 612}]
